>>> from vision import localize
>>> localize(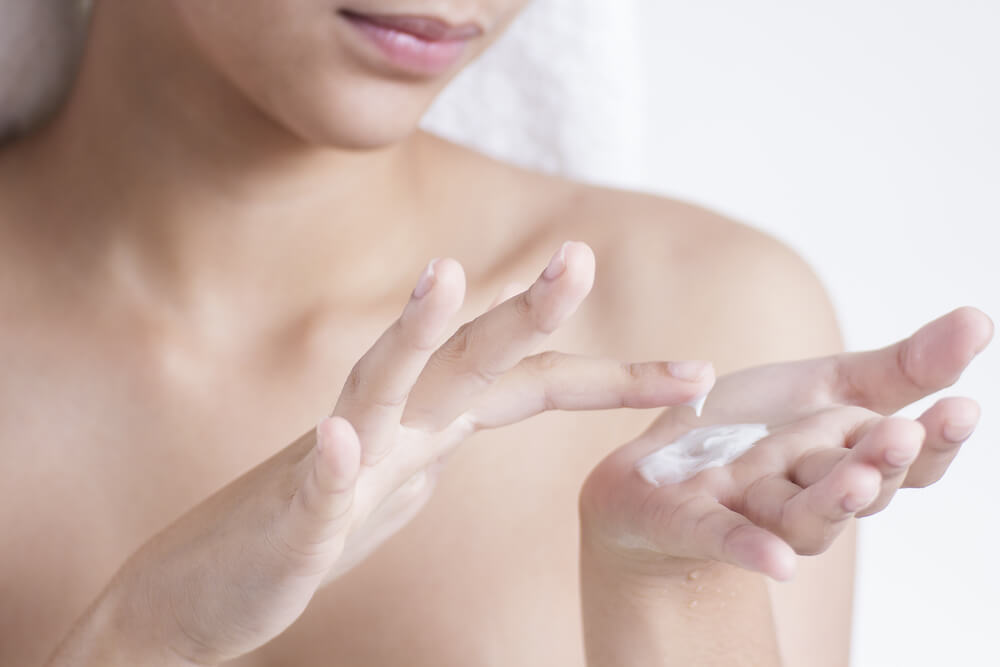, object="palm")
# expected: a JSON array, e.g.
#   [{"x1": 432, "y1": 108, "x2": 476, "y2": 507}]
[
  {"x1": 584, "y1": 406, "x2": 903, "y2": 579},
  {"x1": 581, "y1": 308, "x2": 993, "y2": 580}
]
